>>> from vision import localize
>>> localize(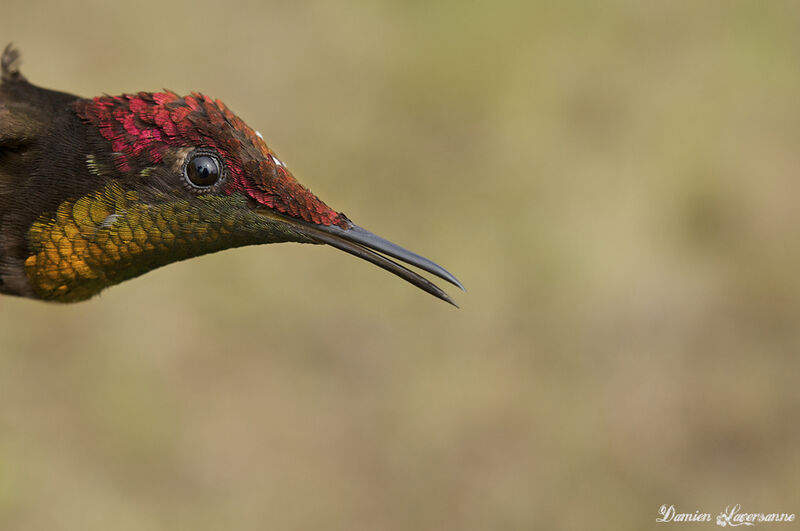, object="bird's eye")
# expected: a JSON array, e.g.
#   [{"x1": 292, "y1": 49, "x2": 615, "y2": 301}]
[{"x1": 184, "y1": 152, "x2": 222, "y2": 188}]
